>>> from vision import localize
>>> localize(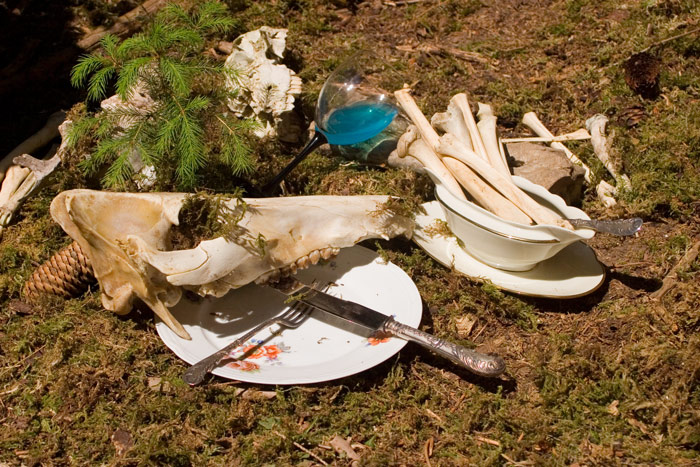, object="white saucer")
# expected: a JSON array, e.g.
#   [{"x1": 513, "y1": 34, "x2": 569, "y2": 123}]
[{"x1": 413, "y1": 202, "x2": 606, "y2": 298}]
